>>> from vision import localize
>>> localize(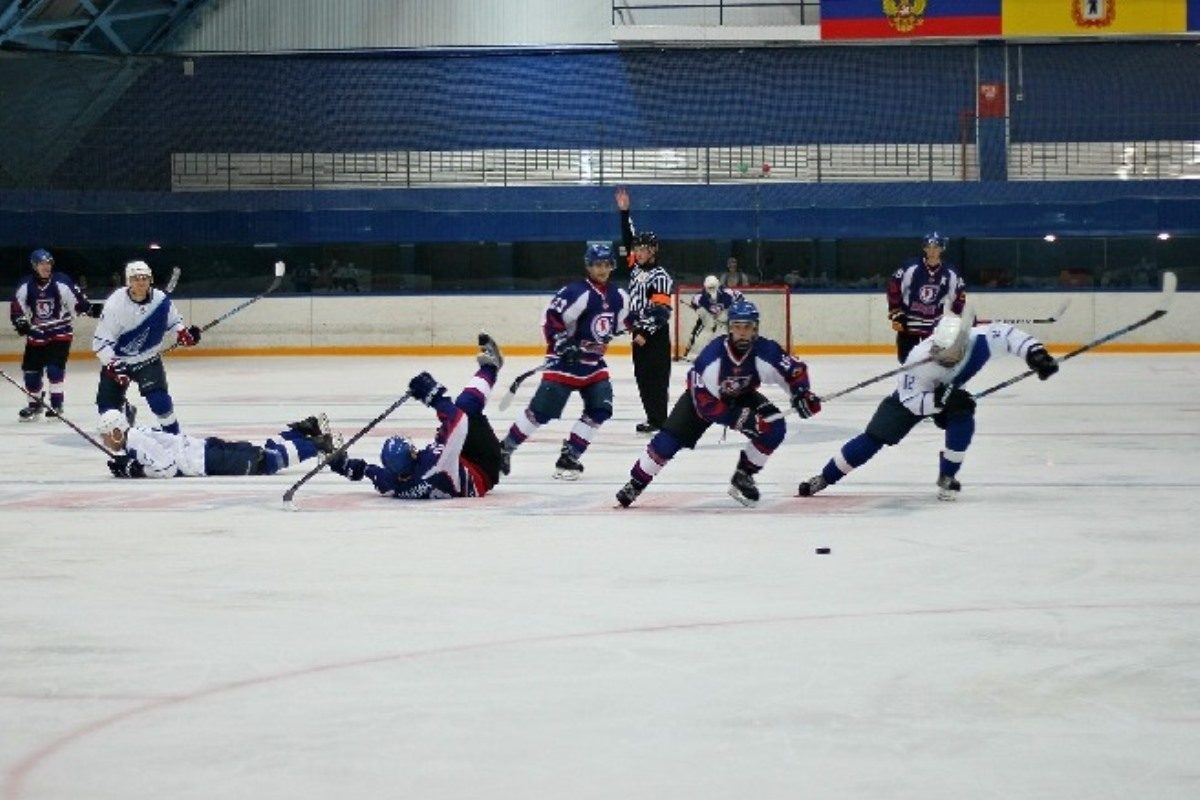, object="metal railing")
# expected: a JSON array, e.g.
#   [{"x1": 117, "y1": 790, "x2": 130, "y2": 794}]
[
  {"x1": 611, "y1": 1, "x2": 820, "y2": 26},
  {"x1": 172, "y1": 142, "x2": 975, "y2": 191}
]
